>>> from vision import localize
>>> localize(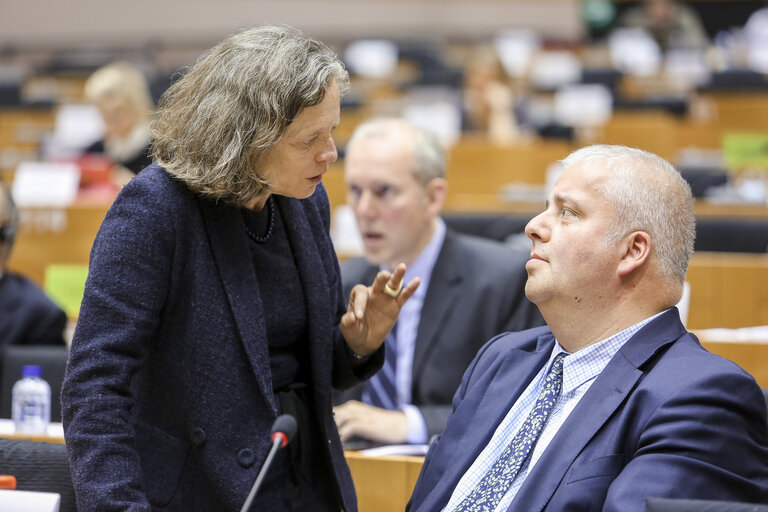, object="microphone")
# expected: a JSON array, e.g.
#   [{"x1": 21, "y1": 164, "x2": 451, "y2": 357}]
[{"x1": 240, "y1": 414, "x2": 298, "y2": 512}]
